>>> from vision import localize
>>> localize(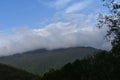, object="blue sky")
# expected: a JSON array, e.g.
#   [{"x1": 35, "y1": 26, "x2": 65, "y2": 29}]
[
  {"x1": 0, "y1": 0, "x2": 113, "y2": 56},
  {"x1": 0, "y1": 0, "x2": 54, "y2": 30},
  {"x1": 0, "y1": 0, "x2": 104, "y2": 31}
]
